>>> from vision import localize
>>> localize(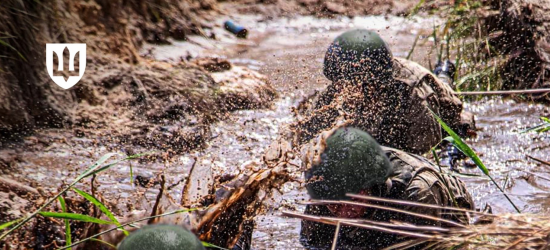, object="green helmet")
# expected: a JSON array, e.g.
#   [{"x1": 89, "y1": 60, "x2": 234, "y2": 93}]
[
  {"x1": 118, "y1": 224, "x2": 205, "y2": 250},
  {"x1": 304, "y1": 127, "x2": 392, "y2": 200},
  {"x1": 323, "y1": 29, "x2": 393, "y2": 82}
]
